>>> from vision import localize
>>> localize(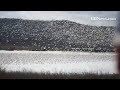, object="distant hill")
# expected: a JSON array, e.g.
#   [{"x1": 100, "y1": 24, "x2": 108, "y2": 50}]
[{"x1": 0, "y1": 18, "x2": 116, "y2": 52}]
